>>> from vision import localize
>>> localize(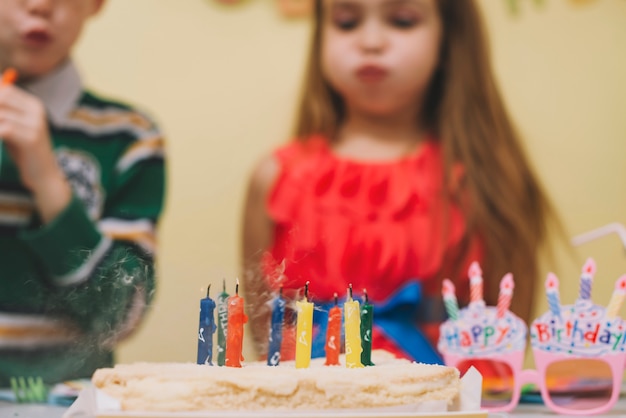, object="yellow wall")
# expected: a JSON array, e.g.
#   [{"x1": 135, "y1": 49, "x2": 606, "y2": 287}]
[
  {"x1": 480, "y1": 0, "x2": 626, "y2": 322},
  {"x1": 73, "y1": 0, "x2": 626, "y2": 364}
]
